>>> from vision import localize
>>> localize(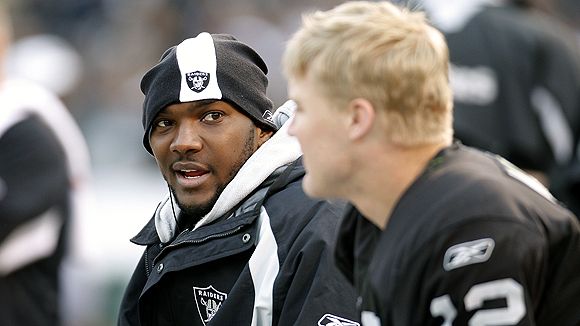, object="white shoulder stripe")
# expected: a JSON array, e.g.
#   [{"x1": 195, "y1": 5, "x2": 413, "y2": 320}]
[
  {"x1": 249, "y1": 207, "x2": 279, "y2": 326},
  {"x1": 0, "y1": 208, "x2": 63, "y2": 275},
  {"x1": 531, "y1": 86, "x2": 574, "y2": 164}
]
